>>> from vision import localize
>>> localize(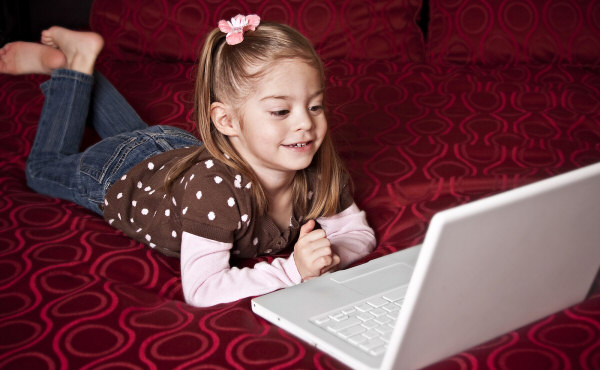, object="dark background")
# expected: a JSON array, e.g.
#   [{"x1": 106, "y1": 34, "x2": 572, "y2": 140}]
[
  {"x1": 0, "y1": 0, "x2": 429, "y2": 47},
  {"x1": 1, "y1": 0, "x2": 94, "y2": 46}
]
